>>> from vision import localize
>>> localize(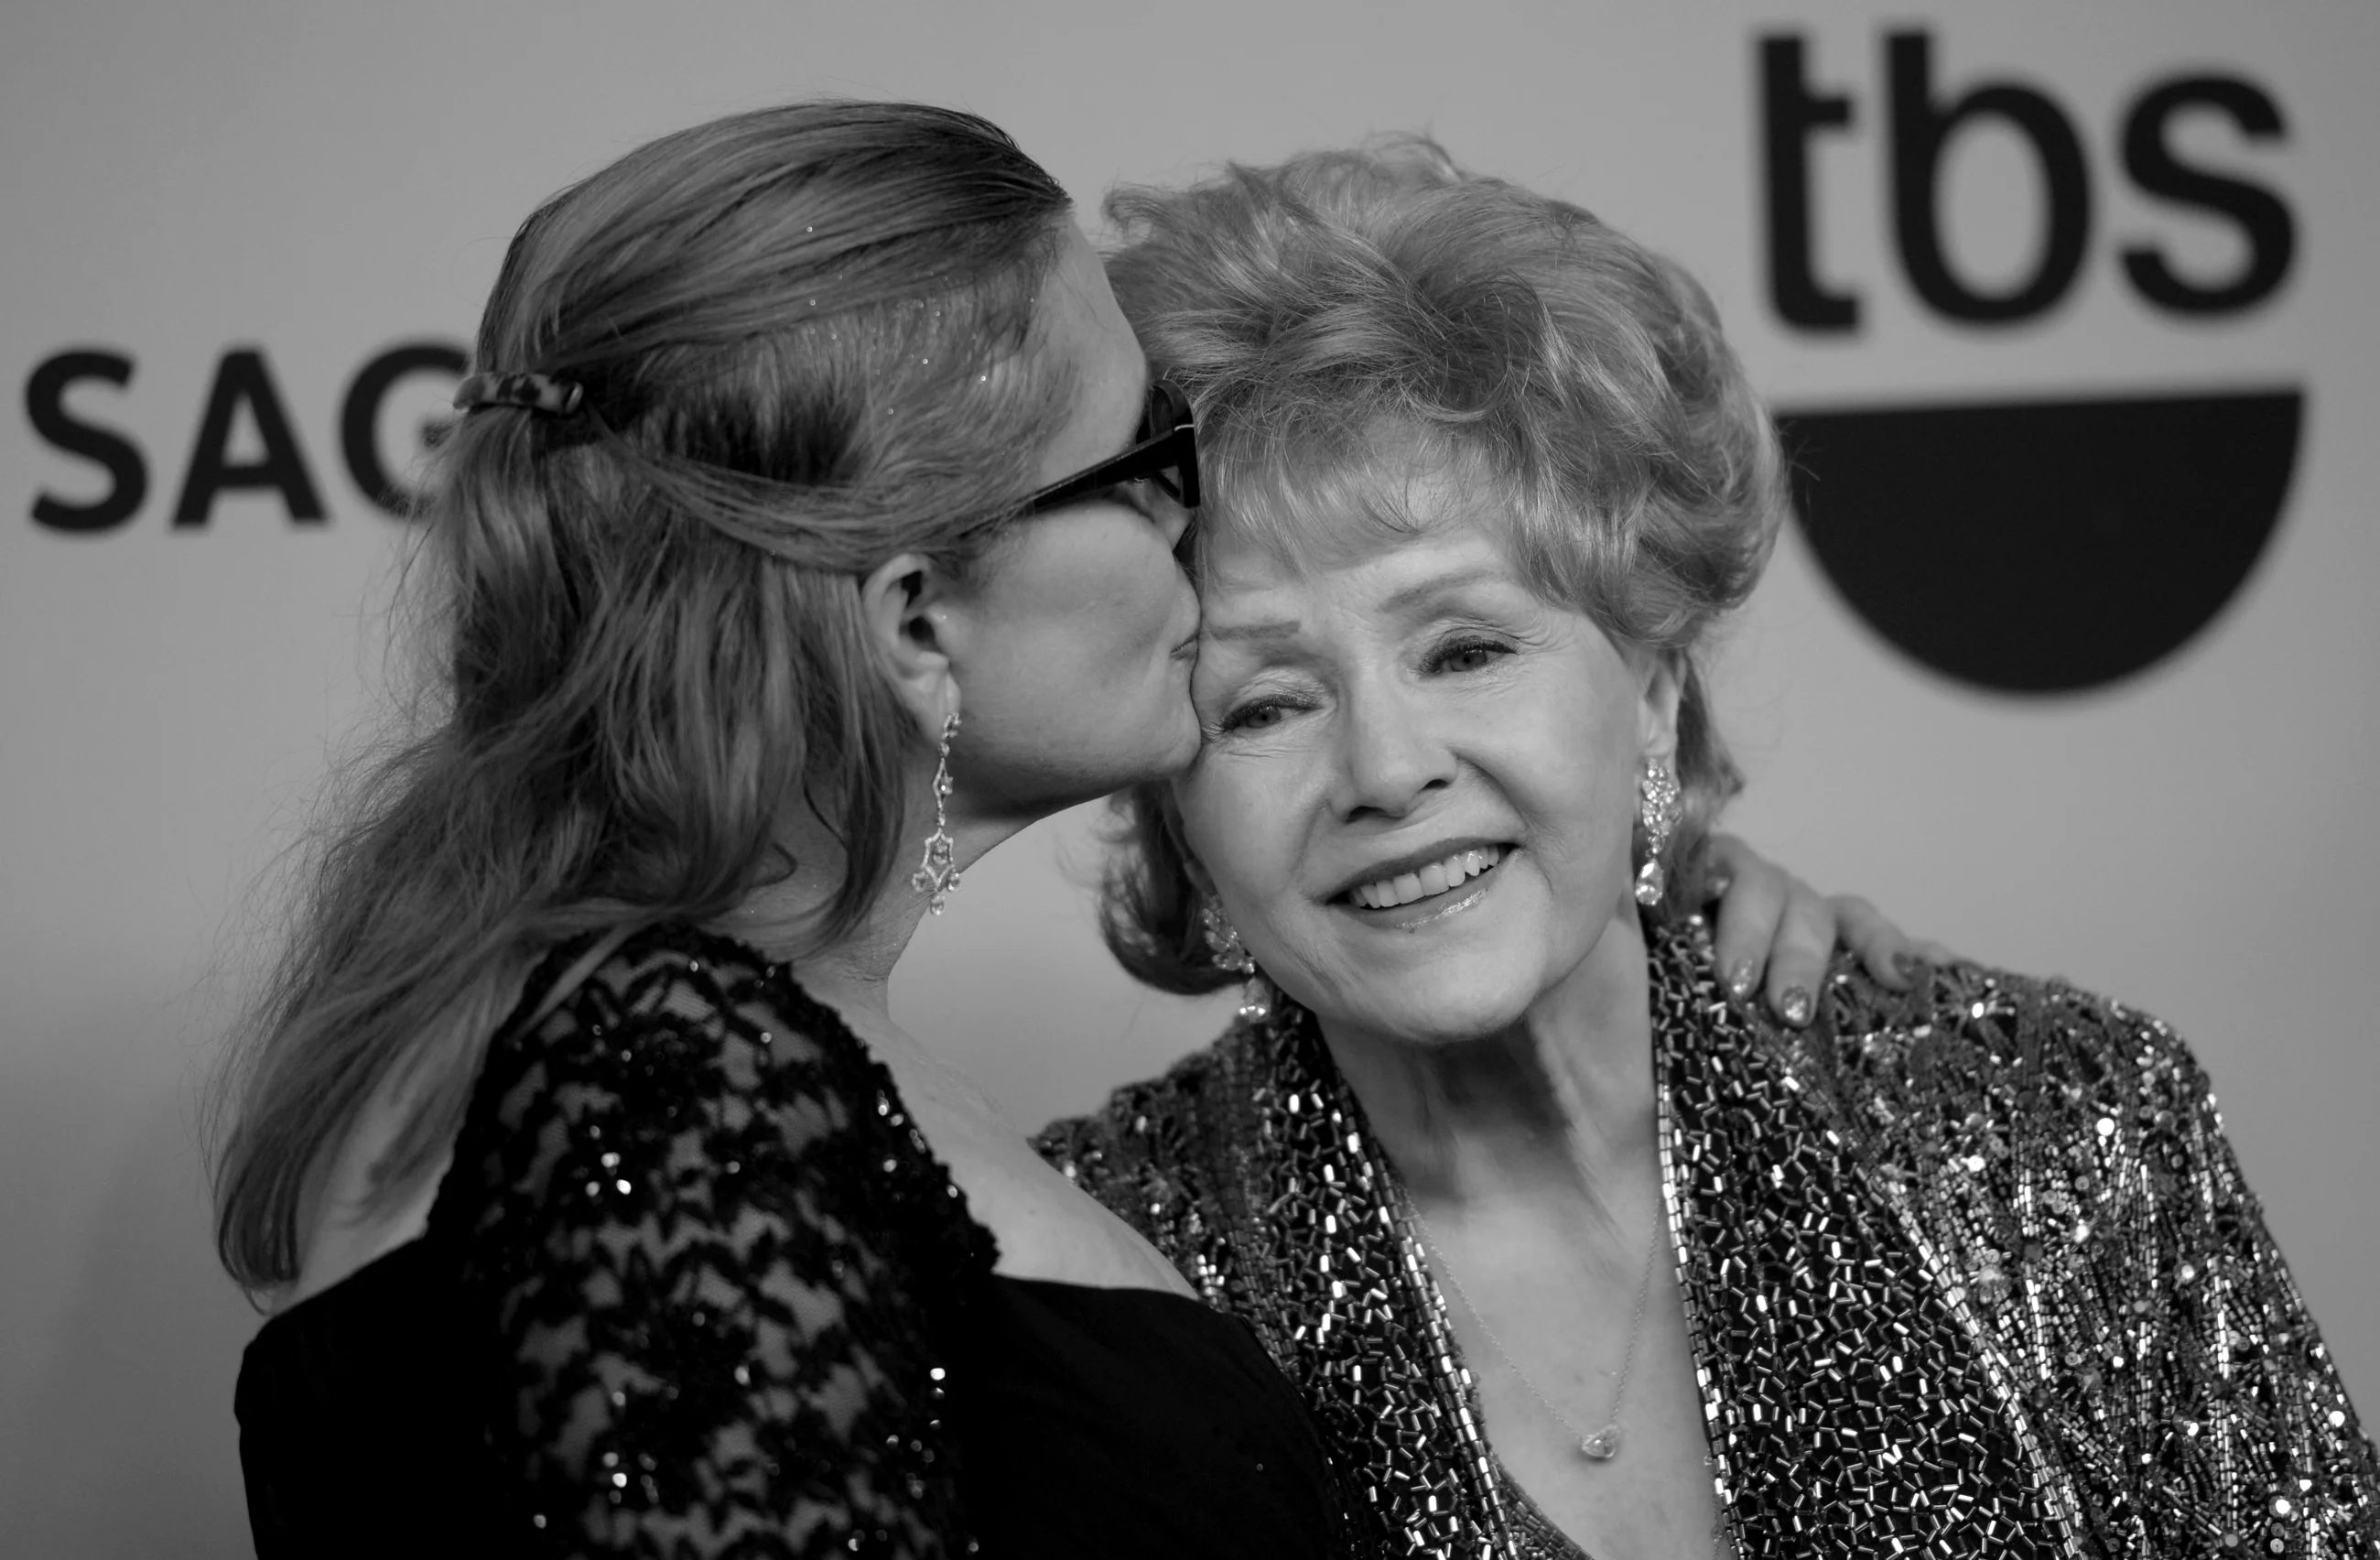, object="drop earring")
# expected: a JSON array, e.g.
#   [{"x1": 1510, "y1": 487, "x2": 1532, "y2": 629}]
[
  {"x1": 1200, "y1": 894, "x2": 1256, "y2": 975},
  {"x1": 1200, "y1": 894, "x2": 1273, "y2": 1023},
  {"x1": 1635, "y1": 758, "x2": 1681, "y2": 907},
  {"x1": 911, "y1": 711, "x2": 962, "y2": 914}
]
